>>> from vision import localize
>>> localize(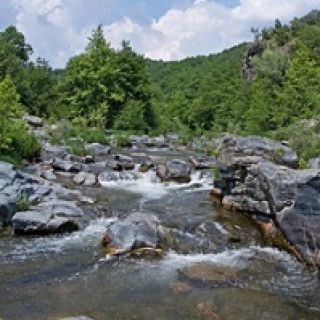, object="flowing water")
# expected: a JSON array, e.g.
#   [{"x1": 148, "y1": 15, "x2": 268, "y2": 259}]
[{"x1": 0, "y1": 150, "x2": 319, "y2": 320}]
